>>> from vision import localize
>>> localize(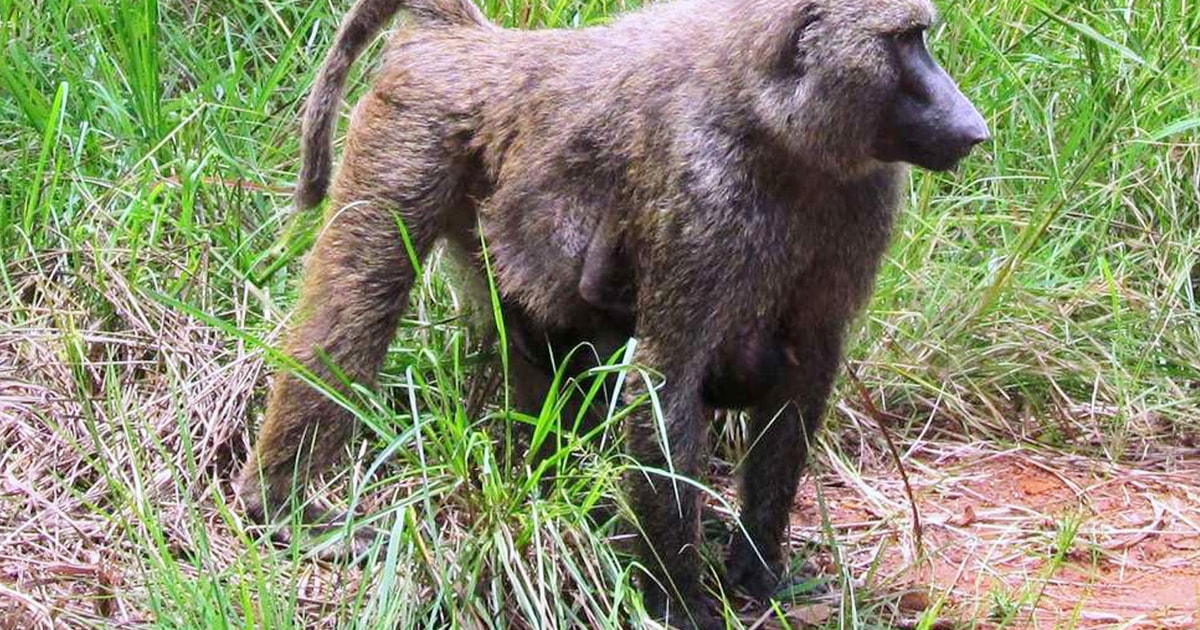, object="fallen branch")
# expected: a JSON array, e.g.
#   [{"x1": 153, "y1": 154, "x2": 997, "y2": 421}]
[{"x1": 842, "y1": 360, "x2": 924, "y2": 557}]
